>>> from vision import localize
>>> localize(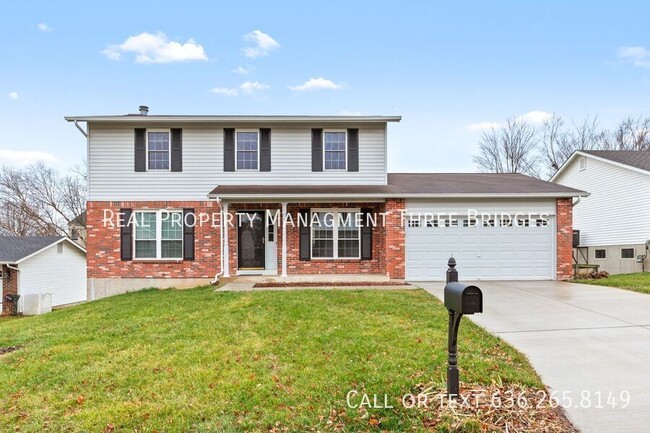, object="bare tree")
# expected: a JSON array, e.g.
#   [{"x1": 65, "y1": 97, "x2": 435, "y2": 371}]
[
  {"x1": 473, "y1": 118, "x2": 541, "y2": 177},
  {"x1": 0, "y1": 162, "x2": 86, "y2": 242},
  {"x1": 540, "y1": 115, "x2": 608, "y2": 178},
  {"x1": 606, "y1": 116, "x2": 650, "y2": 150}
]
